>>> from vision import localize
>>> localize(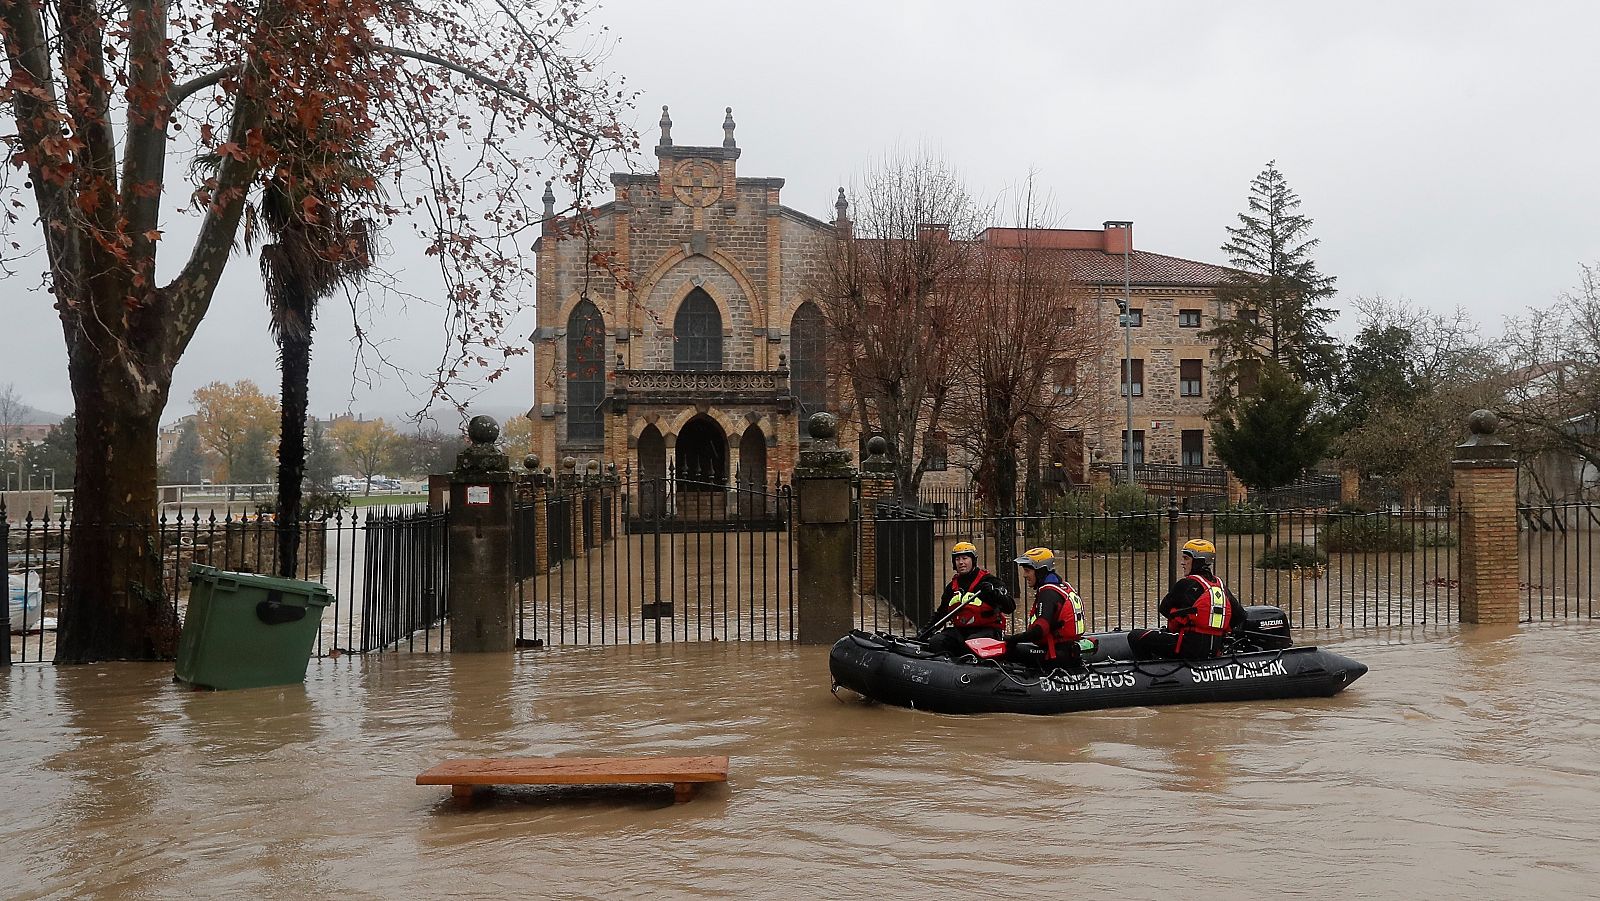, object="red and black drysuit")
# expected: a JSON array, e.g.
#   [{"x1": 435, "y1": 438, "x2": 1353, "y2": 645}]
[
  {"x1": 922, "y1": 567, "x2": 1014, "y2": 660},
  {"x1": 1129, "y1": 569, "x2": 1247, "y2": 660},
  {"x1": 1002, "y1": 572, "x2": 1087, "y2": 670}
]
